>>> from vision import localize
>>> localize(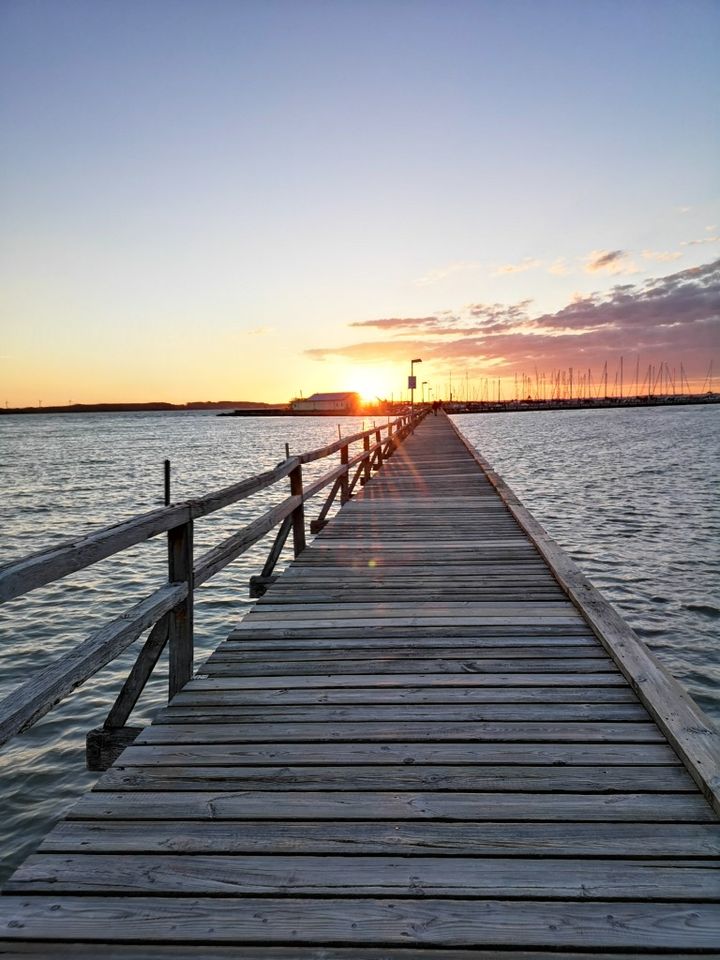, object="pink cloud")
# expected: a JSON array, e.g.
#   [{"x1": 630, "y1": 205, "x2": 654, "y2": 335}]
[
  {"x1": 306, "y1": 259, "x2": 720, "y2": 375},
  {"x1": 584, "y1": 249, "x2": 638, "y2": 274},
  {"x1": 349, "y1": 316, "x2": 441, "y2": 331}
]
